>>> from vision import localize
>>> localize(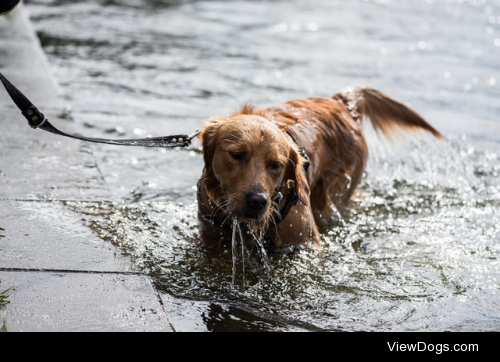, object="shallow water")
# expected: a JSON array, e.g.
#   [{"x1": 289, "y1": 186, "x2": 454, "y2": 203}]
[{"x1": 24, "y1": 0, "x2": 500, "y2": 331}]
